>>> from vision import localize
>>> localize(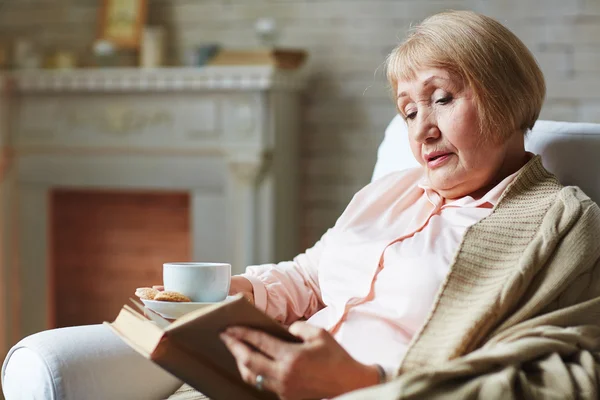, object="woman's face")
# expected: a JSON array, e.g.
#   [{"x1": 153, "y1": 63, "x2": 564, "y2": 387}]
[{"x1": 396, "y1": 68, "x2": 519, "y2": 199}]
